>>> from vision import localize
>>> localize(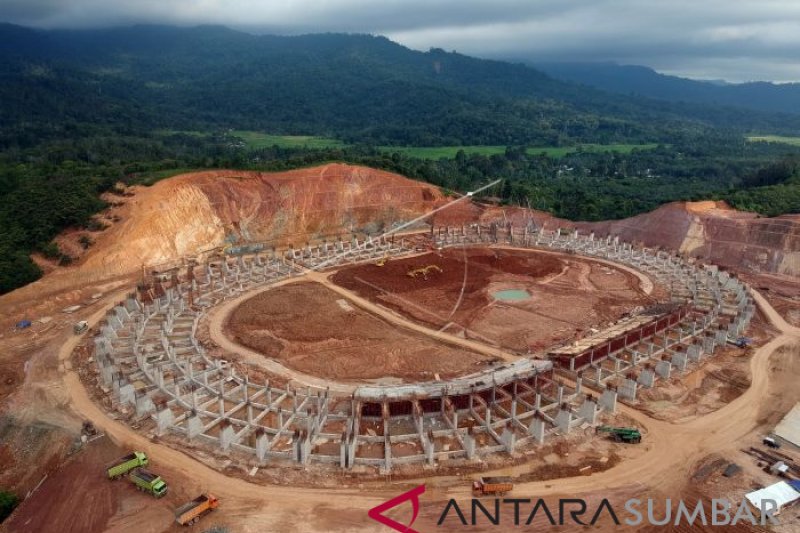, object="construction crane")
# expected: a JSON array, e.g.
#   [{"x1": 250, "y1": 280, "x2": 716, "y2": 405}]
[
  {"x1": 596, "y1": 425, "x2": 642, "y2": 443},
  {"x1": 407, "y1": 265, "x2": 442, "y2": 280}
]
